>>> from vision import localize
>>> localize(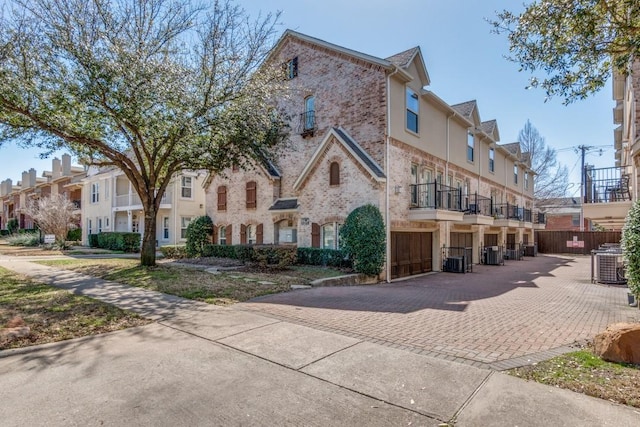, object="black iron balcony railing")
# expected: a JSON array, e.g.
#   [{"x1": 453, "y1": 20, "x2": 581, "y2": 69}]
[
  {"x1": 584, "y1": 165, "x2": 631, "y2": 203},
  {"x1": 535, "y1": 212, "x2": 546, "y2": 224},
  {"x1": 492, "y1": 203, "x2": 521, "y2": 220},
  {"x1": 410, "y1": 182, "x2": 462, "y2": 211},
  {"x1": 519, "y1": 207, "x2": 532, "y2": 222},
  {"x1": 466, "y1": 193, "x2": 492, "y2": 216},
  {"x1": 72, "y1": 200, "x2": 81, "y2": 209},
  {"x1": 298, "y1": 110, "x2": 316, "y2": 137}
]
